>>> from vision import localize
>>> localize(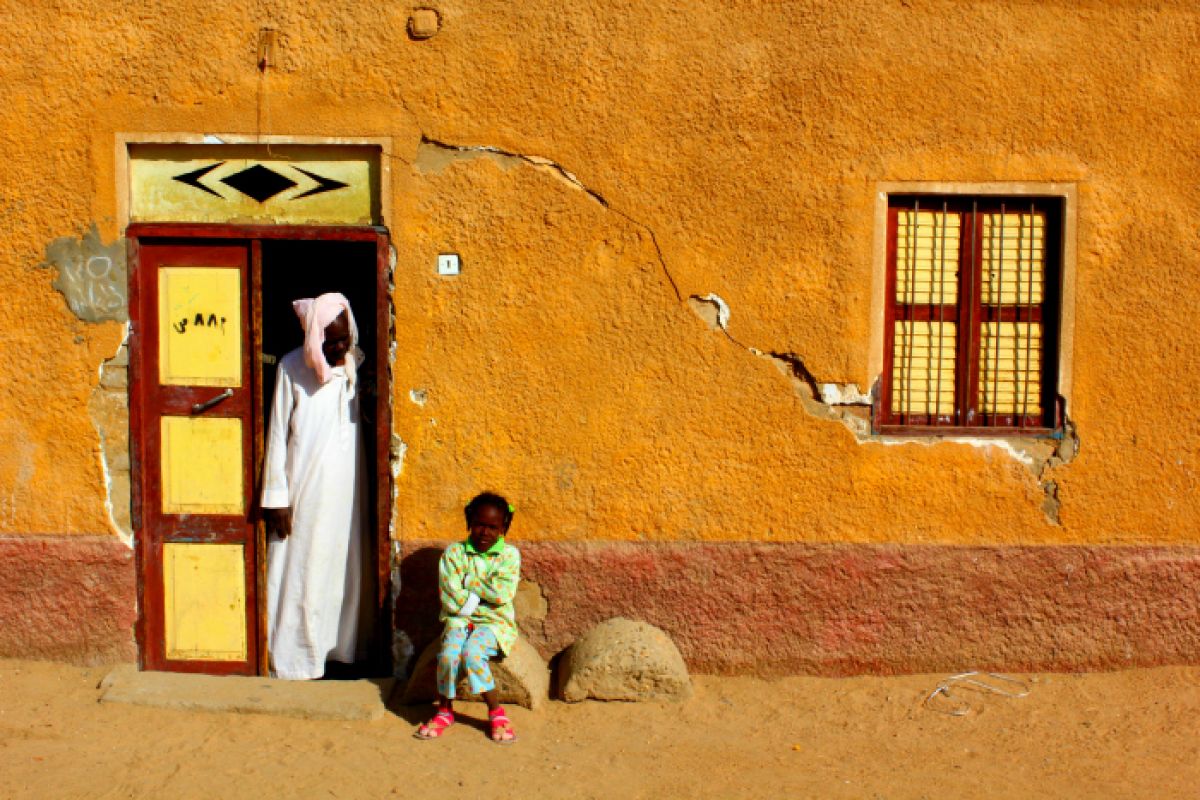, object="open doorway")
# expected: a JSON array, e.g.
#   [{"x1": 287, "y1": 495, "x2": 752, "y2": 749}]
[
  {"x1": 260, "y1": 239, "x2": 388, "y2": 678},
  {"x1": 261, "y1": 236, "x2": 388, "y2": 676},
  {"x1": 127, "y1": 224, "x2": 393, "y2": 679}
]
